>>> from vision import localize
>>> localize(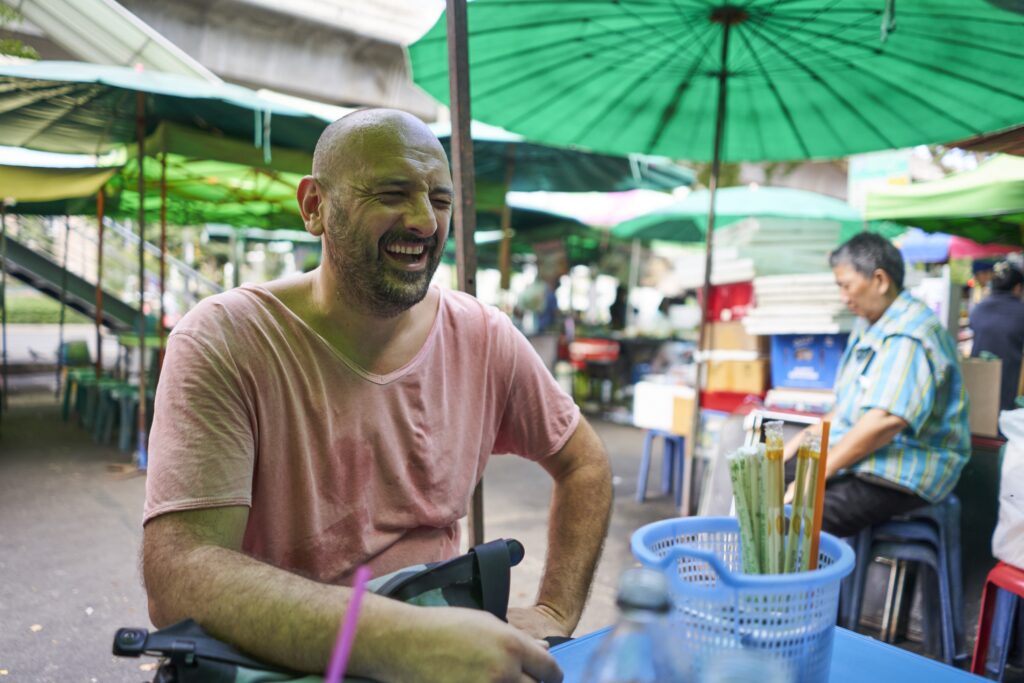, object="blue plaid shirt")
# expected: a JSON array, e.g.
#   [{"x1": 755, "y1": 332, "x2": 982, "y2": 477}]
[{"x1": 832, "y1": 290, "x2": 970, "y2": 502}]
